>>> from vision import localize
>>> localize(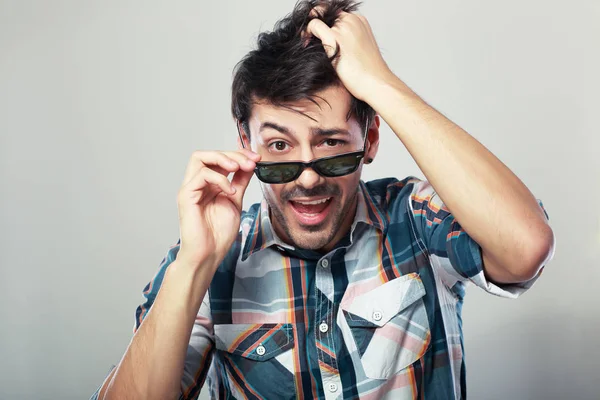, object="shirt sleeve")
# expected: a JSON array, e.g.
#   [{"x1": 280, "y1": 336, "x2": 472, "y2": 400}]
[
  {"x1": 90, "y1": 239, "x2": 215, "y2": 400},
  {"x1": 408, "y1": 179, "x2": 550, "y2": 298}
]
